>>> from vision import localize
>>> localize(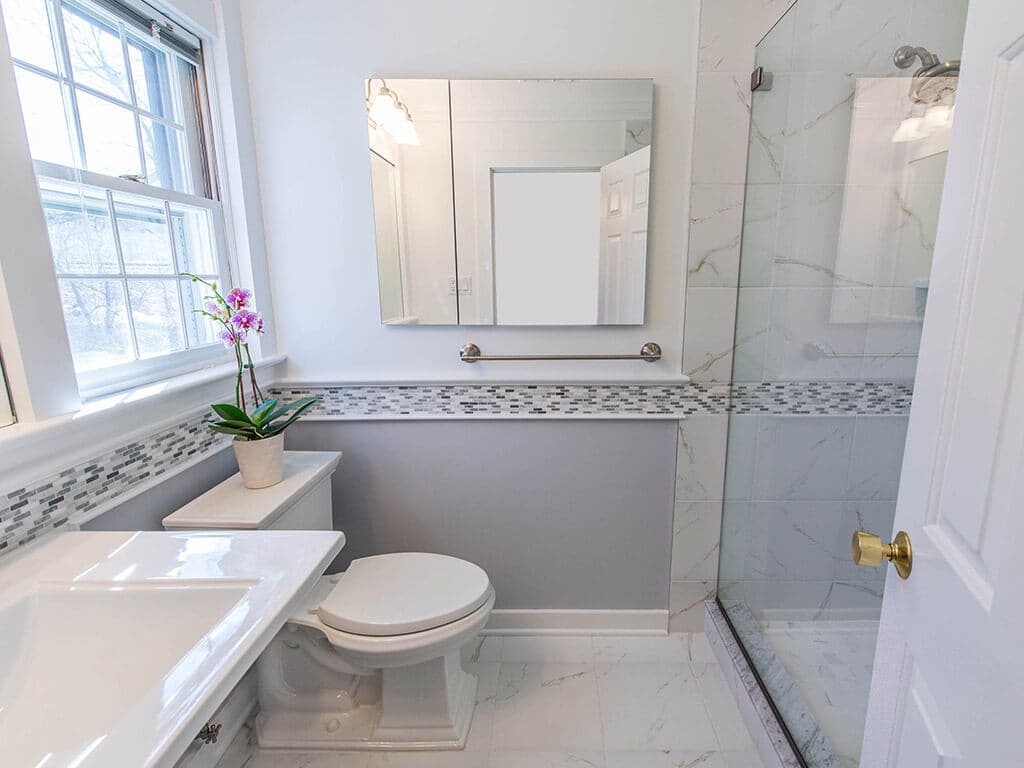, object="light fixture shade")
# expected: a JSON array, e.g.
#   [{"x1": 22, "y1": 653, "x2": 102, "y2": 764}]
[
  {"x1": 387, "y1": 115, "x2": 420, "y2": 145},
  {"x1": 369, "y1": 90, "x2": 399, "y2": 126}
]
